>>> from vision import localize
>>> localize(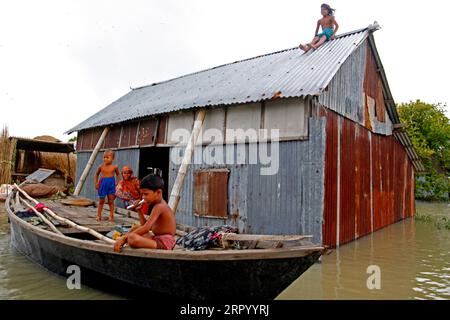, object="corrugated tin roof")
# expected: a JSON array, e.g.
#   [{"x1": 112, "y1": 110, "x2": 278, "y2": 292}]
[{"x1": 67, "y1": 27, "x2": 371, "y2": 133}]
